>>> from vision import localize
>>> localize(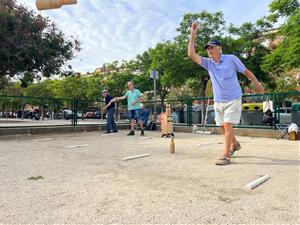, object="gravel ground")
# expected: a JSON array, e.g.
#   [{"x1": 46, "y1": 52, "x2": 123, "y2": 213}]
[{"x1": 0, "y1": 130, "x2": 299, "y2": 224}]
